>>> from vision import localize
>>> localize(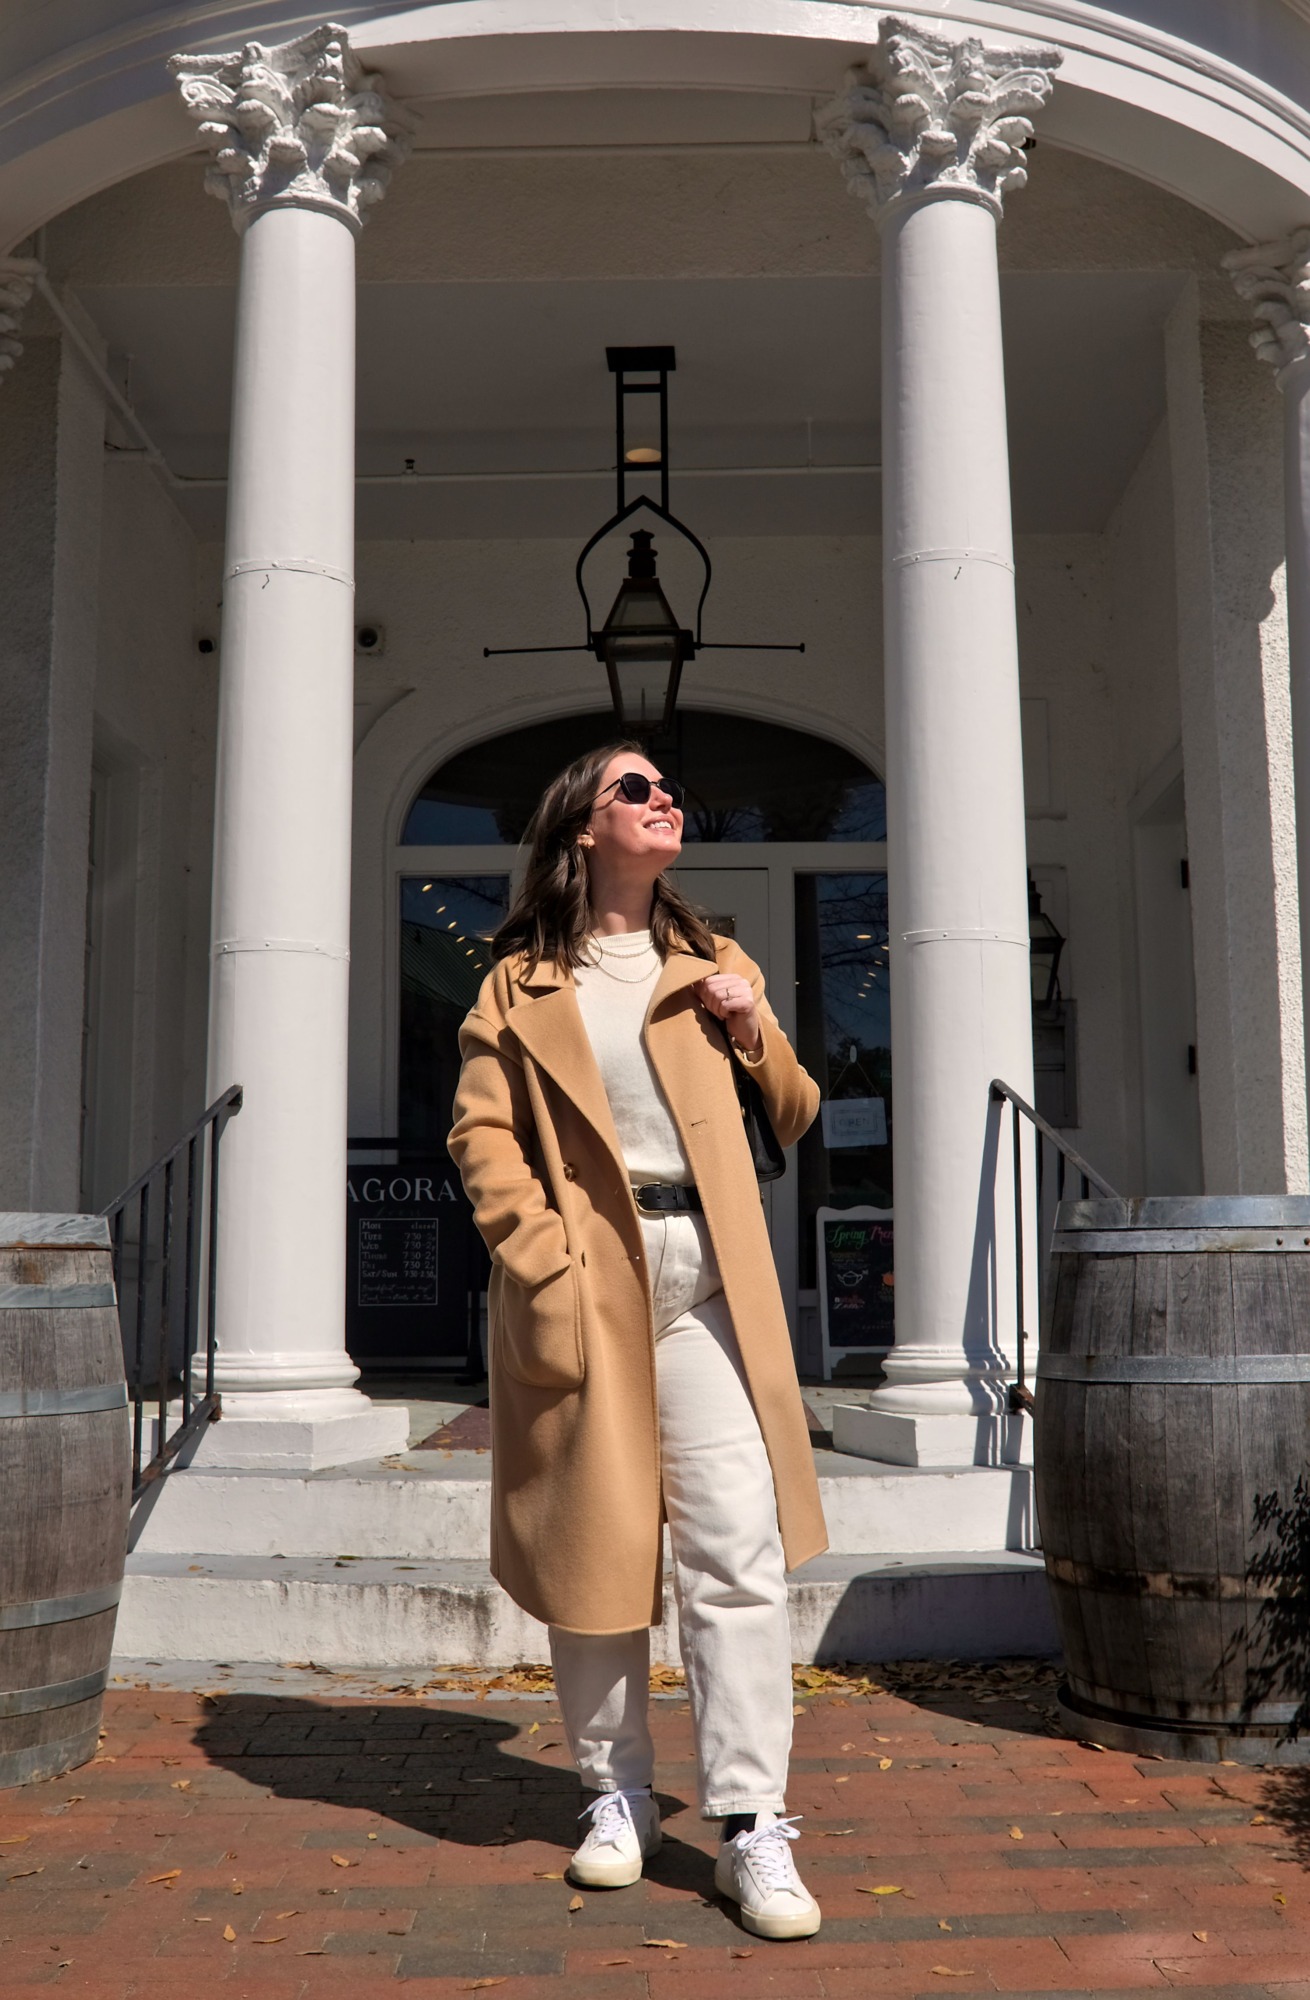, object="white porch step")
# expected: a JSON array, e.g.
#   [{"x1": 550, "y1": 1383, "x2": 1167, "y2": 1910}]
[
  {"x1": 116, "y1": 1549, "x2": 1058, "y2": 1669},
  {"x1": 128, "y1": 1450, "x2": 1036, "y2": 1562}
]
